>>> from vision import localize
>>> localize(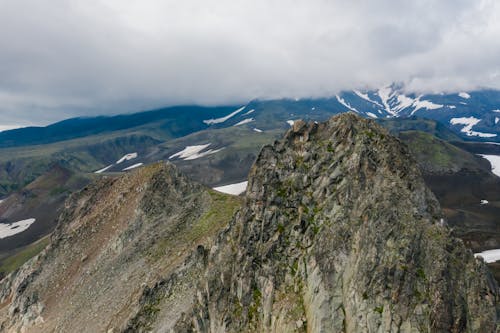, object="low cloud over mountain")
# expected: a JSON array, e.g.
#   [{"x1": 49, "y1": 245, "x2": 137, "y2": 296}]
[{"x1": 1, "y1": 0, "x2": 500, "y2": 125}]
